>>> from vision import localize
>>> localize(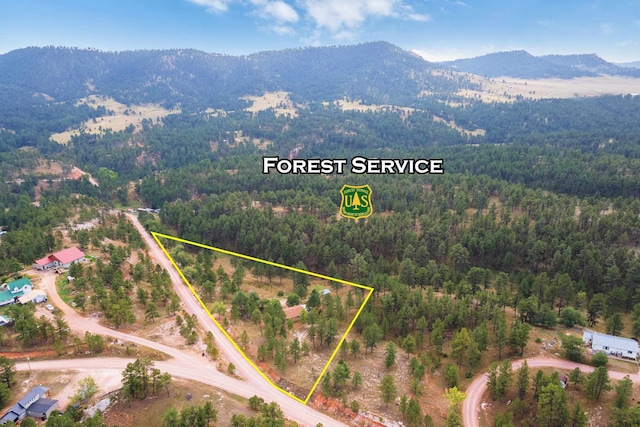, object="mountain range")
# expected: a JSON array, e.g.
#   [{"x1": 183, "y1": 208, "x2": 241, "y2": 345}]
[
  {"x1": 0, "y1": 42, "x2": 477, "y2": 111},
  {"x1": 616, "y1": 61, "x2": 640, "y2": 69},
  {"x1": 0, "y1": 42, "x2": 638, "y2": 126},
  {"x1": 442, "y1": 50, "x2": 640, "y2": 79}
]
